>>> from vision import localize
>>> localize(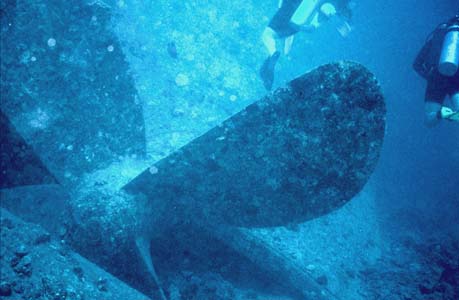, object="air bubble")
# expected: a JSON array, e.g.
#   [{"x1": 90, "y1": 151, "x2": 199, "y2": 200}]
[
  {"x1": 47, "y1": 38, "x2": 56, "y2": 47},
  {"x1": 175, "y1": 73, "x2": 189, "y2": 86},
  {"x1": 149, "y1": 166, "x2": 159, "y2": 174}
]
